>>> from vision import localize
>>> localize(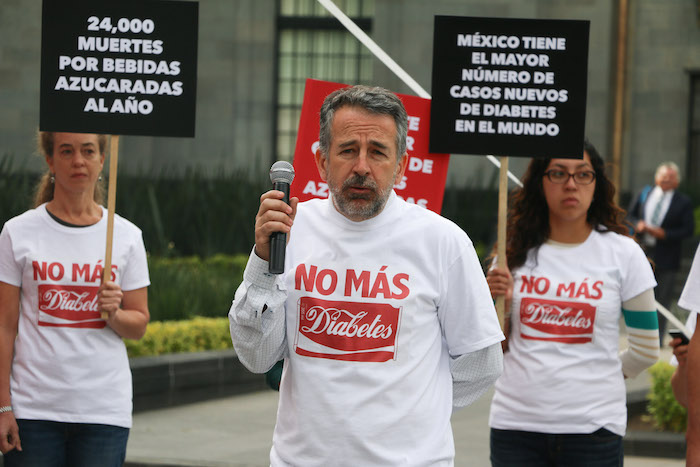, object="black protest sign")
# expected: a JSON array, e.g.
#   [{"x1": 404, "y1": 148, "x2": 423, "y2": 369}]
[
  {"x1": 429, "y1": 16, "x2": 589, "y2": 158},
  {"x1": 40, "y1": 0, "x2": 198, "y2": 138}
]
